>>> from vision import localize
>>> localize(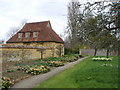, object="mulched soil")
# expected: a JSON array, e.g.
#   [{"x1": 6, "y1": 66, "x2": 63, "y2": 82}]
[
  {"x1": 2, "y1": 55, "x2": 80, "y2": 85},
  {"x1": 2, "y1": 59, "x2": 39, "y2": 83}
]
